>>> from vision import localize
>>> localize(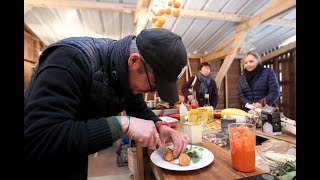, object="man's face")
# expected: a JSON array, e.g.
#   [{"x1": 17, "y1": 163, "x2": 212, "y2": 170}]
[{"x1": 128, "y1": 53, "x2": 156, "y2": 94}]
